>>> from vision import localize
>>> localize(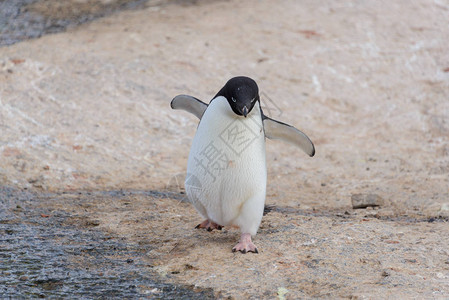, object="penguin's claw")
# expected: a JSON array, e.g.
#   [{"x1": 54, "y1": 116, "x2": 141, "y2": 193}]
[
  {"x1": 195, "y1": 220, "x2": 223, "y2": 231},
  {"x1": 232, "y1": 243, "x2": 258, "y2": 254},
  {"x1": 232, "y1": 233, "x2": 258, "y2": 254}
]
